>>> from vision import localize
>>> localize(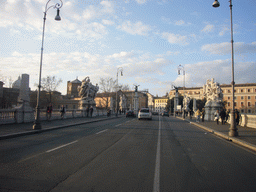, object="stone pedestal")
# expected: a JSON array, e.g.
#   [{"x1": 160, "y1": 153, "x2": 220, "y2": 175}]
[
  {"x1": 15, "y1": 74, "x2": 34, "y2": 123},
  {"x1": 79, "y1": 100, "x2": 96, "y2": 117},
  {"x1": 174, "y1": 92, "x2": 179, "y2": 115},
  {"x1": 205, "y1": 101, "x2": 223, "y2": 121}
]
